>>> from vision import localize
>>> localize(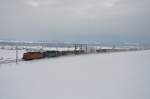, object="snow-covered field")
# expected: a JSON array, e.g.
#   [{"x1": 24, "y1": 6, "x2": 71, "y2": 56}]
[{"x1": 0, "y1": 50, "x2": 150, "y2": 99}]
